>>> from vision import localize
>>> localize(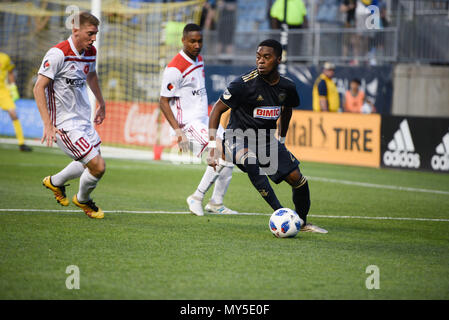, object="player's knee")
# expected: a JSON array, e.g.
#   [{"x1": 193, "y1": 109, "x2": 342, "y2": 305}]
[
  {"x1": 96, "y1": 160, "x2": 106, "y2": 177},
  {"x1": 88, "y1": 156, "x2": 106, "y2": 178},
  {"x1": 8, "y1": 109, "x2": 18, "y2": 120},
  {"x1": 285, "y1": 168, "x2": 305, "y2": 187}
]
